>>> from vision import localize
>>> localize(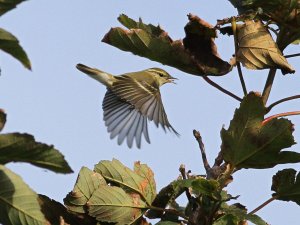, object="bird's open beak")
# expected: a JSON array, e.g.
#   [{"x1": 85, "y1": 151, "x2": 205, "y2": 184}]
[{"x1": 168, "y1": 76, "x2": 178, "y2": 84}]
